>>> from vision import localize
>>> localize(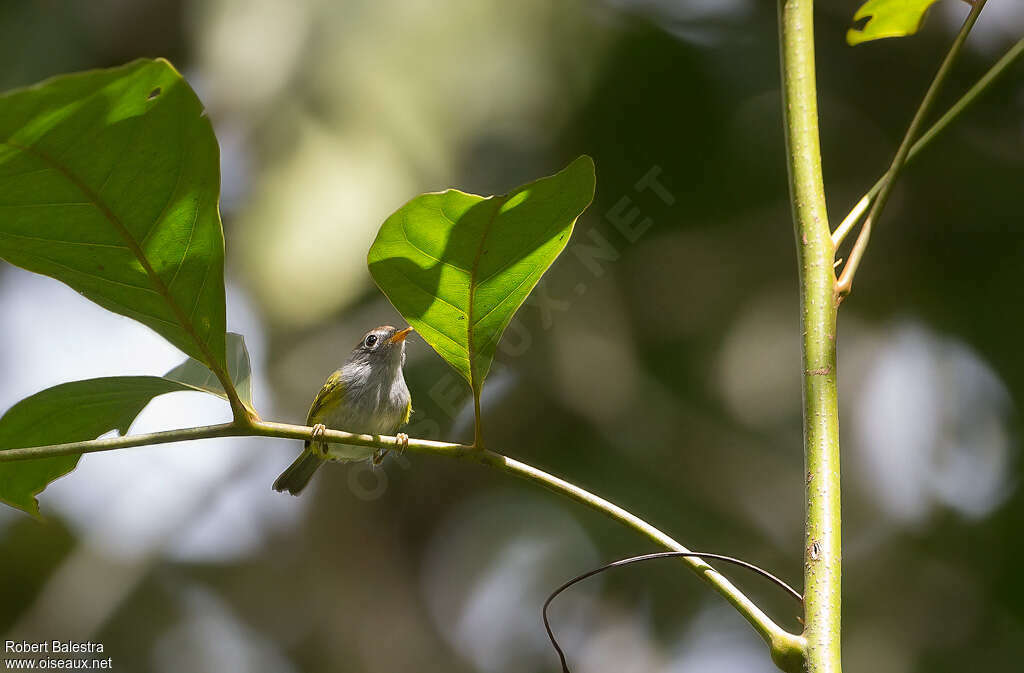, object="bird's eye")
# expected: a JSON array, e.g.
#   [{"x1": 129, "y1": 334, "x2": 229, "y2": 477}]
[{"x1": 364, "y1": 334, "x2": 378, "y2": 348}]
